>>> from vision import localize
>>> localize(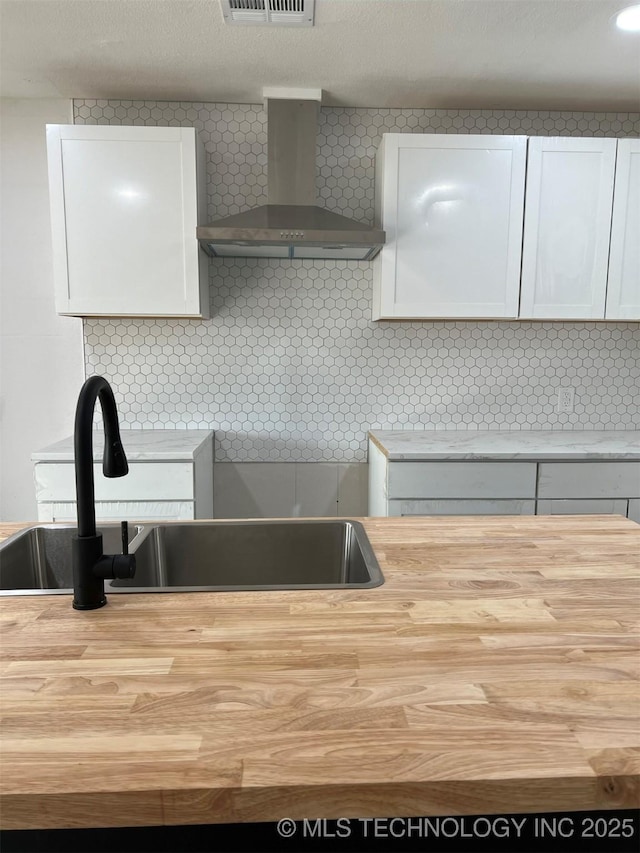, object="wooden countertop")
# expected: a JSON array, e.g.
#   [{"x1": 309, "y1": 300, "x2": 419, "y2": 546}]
[{"x1": 1, "y1": 516, "x2": 639, "y2": 829}]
